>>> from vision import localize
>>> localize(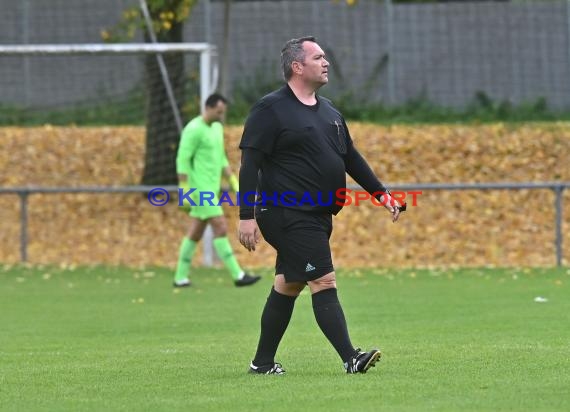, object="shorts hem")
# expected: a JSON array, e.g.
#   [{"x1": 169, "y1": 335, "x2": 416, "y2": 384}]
[
  {"x1": 189, "y1": 208, "x2": 225, "y2": 220},
  {"x1": 278, "y1": 266, "x2": 335, "y2": 283}
]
